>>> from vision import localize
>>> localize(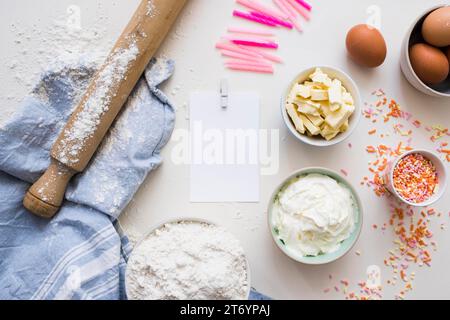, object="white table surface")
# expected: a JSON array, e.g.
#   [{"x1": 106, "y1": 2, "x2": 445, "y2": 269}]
[{"x1": 1, "y1": 0, "x2": 449, "y2": 300}]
